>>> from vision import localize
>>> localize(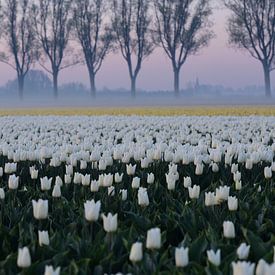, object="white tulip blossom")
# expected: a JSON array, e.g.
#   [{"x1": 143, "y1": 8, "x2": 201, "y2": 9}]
[
  {"x1": 207, "y1": 249, "x2": 221, "y2": 266},
  {"x1": 237, "y1": 243, "x2": 250, "y2": 260},
  {"x1": 232, "y1": 261, "x2": 255, "y2": 275},
  {"x1": 102, "y1": 213, "x2": 118, "y2": 232},
  {"x1": 129, "y1": 242, "x2": 143, "y2": 263},
  {"x1": 138, "y1": 187, "x2": 149, "y2": 207},
  {"x1": 17, "y1": 247, "x2": 31, "y2": 268},
  {"x1": 146, "y1": 227, "x2": 161, "y2": 250},
  {"x1": 223, "y1": 221, "x2": 235, "y2": 239},
  {"x1": 84, "y1": 200, "x2": 101, "y2": 222},
  {"x1": 44, "y1": 265, "x2": 61, "y2": 275},
  {"x1": 228, "y1": 196, "x2": 238, "y2": 211},
  {"x1": 32, "y1": 199, "x2": 48, "y2": 220},
  {"x1": 175, "y1": 247, "x2": 189, "y2": 267},
  {"x1": 8, "y1": 175, "x2": 19, "y2": 190},
  {"x1": 38, "y1": 230, "x2": 50, "y2": 246},
  {"x1": 188, "y1": 185, "x2": 200, "y2": 199}
]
